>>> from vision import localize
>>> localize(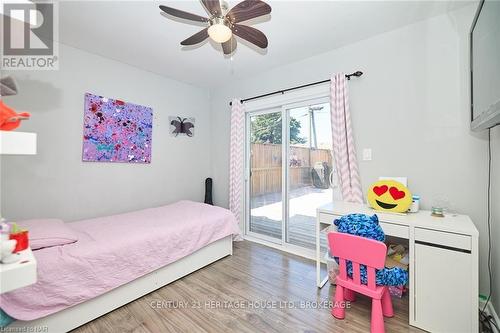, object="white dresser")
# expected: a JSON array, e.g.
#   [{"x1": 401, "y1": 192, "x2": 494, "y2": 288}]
[{"x1": 316, "y1": 201, "x2": 479, "y2": 333}]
